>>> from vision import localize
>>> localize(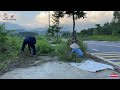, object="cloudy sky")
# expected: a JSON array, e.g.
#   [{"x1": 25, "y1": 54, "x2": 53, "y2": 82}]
[{"x1": 0, "y1": 11, "x2": 114, "y2": 32}]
